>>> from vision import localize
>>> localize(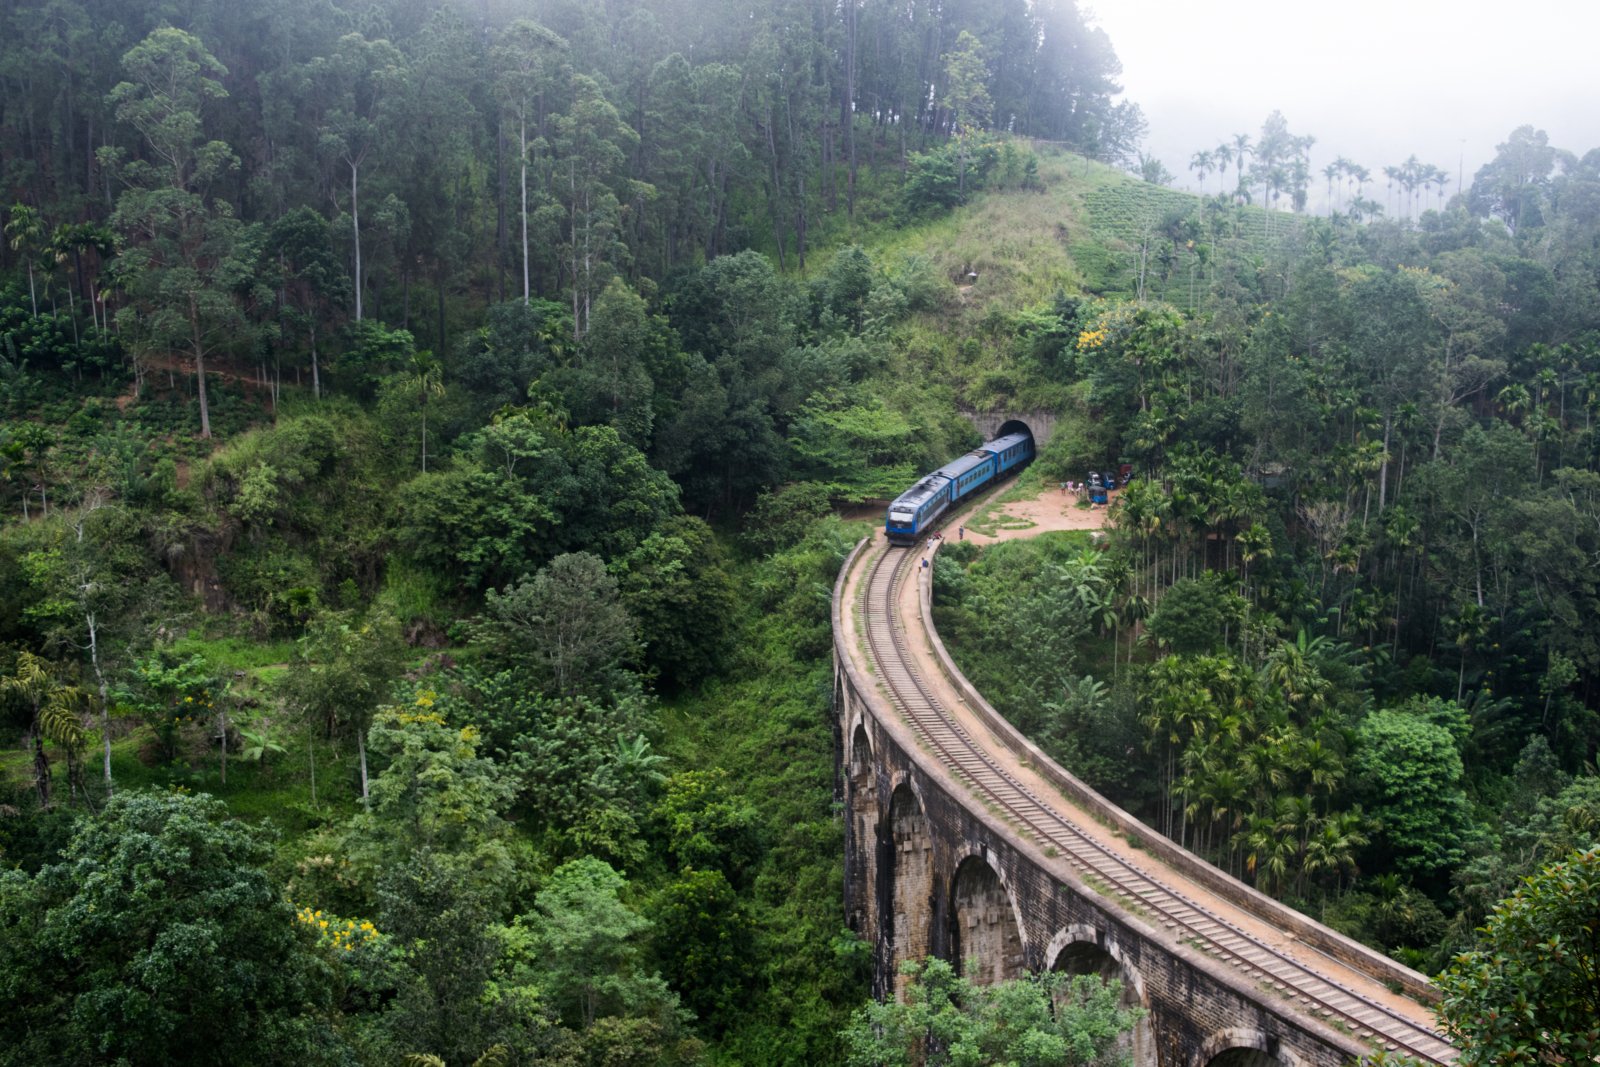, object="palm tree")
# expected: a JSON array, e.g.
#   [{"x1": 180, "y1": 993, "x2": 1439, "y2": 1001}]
[
  {"x1": 400, "y1": 353, "x2": 446, "y2": 472},
  {"x1": 1263, "y1": 635, "x2": 1331, "y2": 718},
  {"x1": 1236, "y1": 521, "x2": 1272, "y2": 595},
  {"x1": 1214, "y1": 143, "x2": 1234, "y2": 195},
  {"x1": 1448, "y1": 604, "x2": 1494, "y2": 701},
  {"x1": 1188, "y1": 762, "x2": 1245, "y2": 859},
  {"x1": 1323, "y1": 160, "x2": 1342, "y2": 216},
  {"x1": 1297, "y1": 736, "x2": 1343, "y2": 810},
  {"x1": 1350, "y1": 163, "x2": 1371, "y2": 204},
  {"x1": 2, "y1": 652, "x2": 88, "y2": 806},
  {"x1": 1234, "y1": 811, "x2": 1294, "y2": 894},
  {"x1": 5, "y1": 203, "x2": 46, "y2": 316},
  {"x1": 1275, "y1": 792, "x2": 1316, "y2": 893},
  {"x1": 1189, "y1": 149, "x2": 1214, "y2": 192},
  {"x1": 1432, "y1": 167, "x2": 1451, "y2": 211},
  {"x1": 1231, "y1": 133, "x2": 1252, "y2": 198},
  {"x1": 1303, "y1": 811, "x2": 1368, "y2": 893}
]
